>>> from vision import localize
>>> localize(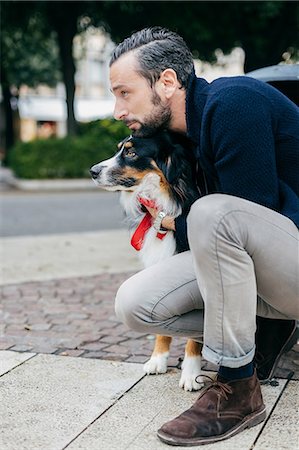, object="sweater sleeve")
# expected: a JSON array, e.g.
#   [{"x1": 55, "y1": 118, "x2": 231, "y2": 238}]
[{"x1": 208, "y1": 87, "x2": 280, "y2": 211}]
